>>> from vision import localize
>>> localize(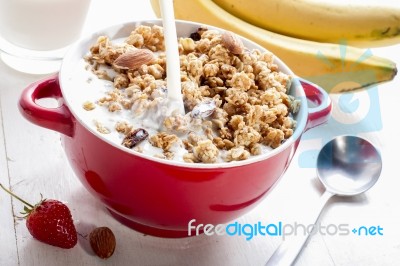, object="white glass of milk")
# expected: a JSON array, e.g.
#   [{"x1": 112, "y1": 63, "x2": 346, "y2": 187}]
[{"x1": 0, "y1": 0, "x2": 92, "y2": 74}]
